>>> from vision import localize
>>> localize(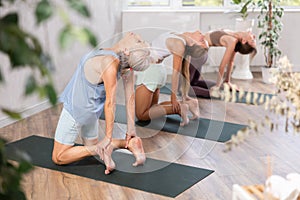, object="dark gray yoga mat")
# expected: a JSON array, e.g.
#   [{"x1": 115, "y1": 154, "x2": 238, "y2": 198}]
[
  {"x1": 100, "y1": 104, "x2": 246, "y2": 142},
  {"x1": 160, "y1": 83, "x2": 274, "y2": 104},
  {"x1": 5, "y1": 135, "x2": 214, "y2": 198}
]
